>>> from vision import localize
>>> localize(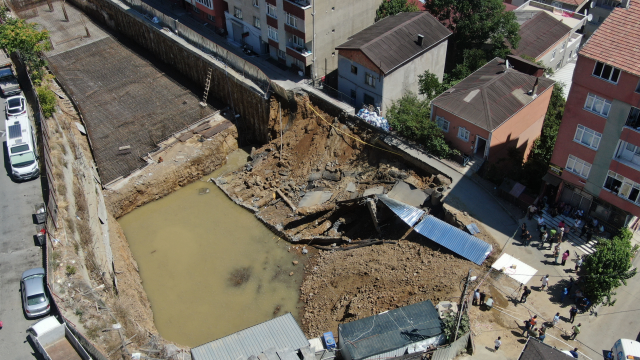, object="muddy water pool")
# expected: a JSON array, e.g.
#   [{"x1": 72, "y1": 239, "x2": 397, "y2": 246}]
[{"x1": 119, "y1": 149, "x2": 303, "y2": 347}]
